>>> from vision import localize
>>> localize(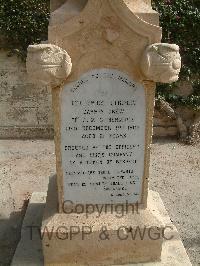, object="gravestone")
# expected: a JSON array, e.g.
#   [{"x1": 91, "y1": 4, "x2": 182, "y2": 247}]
[{"x1": 26, "y1": 0, "x2": 184, "y2": 265}]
